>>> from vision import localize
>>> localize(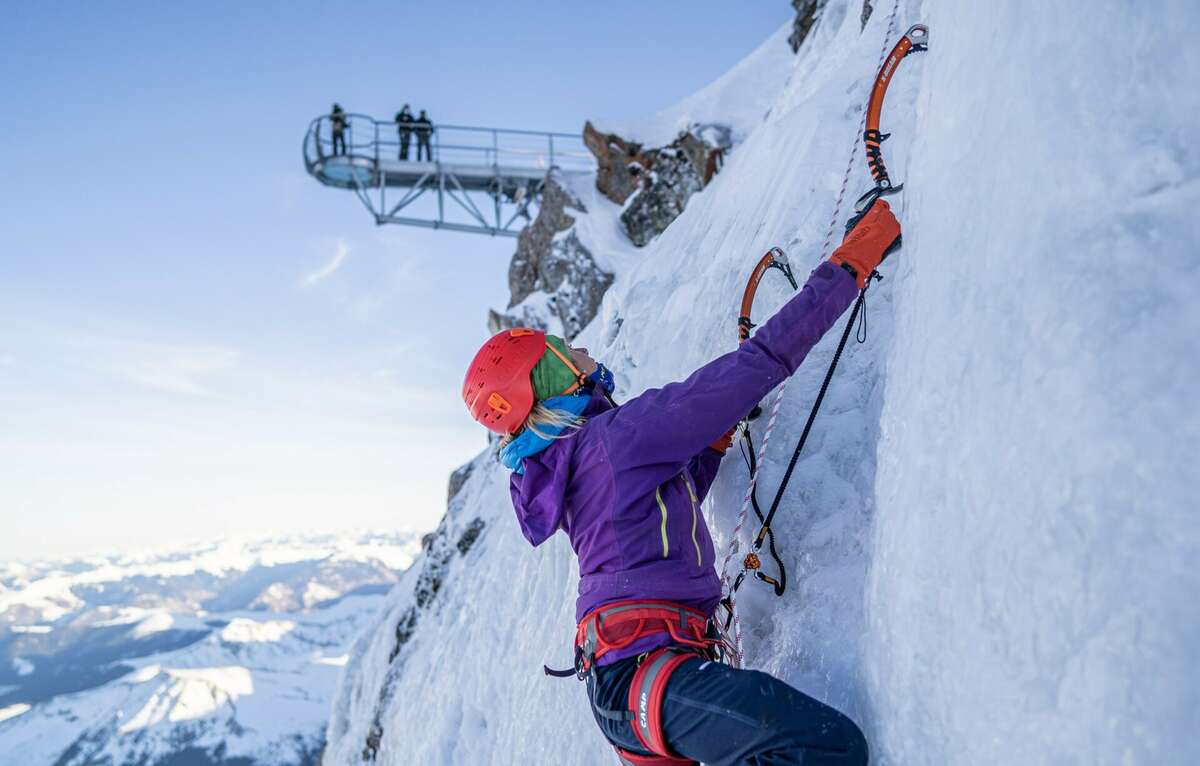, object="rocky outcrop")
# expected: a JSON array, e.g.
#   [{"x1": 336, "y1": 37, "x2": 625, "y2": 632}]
[
  {"x1": 488, "y1": 171, "x2": 613, "y2": 341},
  {"x1": 789, "y1": 0, "x2": 828, "y2": 52},
  {"x1": 447, "y1": 461, "x2": 474, "y2": 506},
  {"x1": 583, "y1": 120, "x2": 732, "y2": 248},
  {"x1": 620, "y1": 148, "x2": 703, "y2": 248},
  {"x1": 860, "y1": 0, "x2": 874, "y2": 29},
  {"x1": 584, "y1": 122, "x2": 730, "y2": 248},
  {"x1": 583, "y1": 121, "x2": 650, "y2": 205},
  {"x1": 616, "y1": 127, "x2": 731, "y2": 248}
]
